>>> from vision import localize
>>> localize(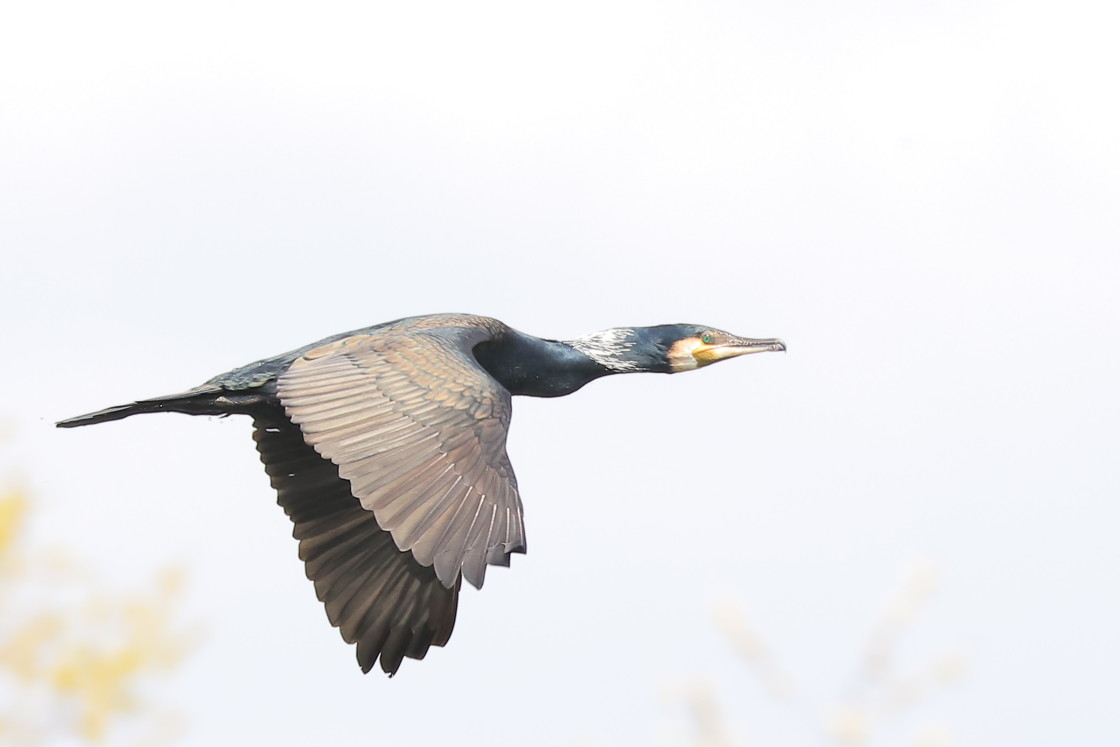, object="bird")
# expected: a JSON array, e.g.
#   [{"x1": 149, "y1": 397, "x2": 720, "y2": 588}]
[{"x1": 57, "y1": 313, "x2": 784, "y2": 675}]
